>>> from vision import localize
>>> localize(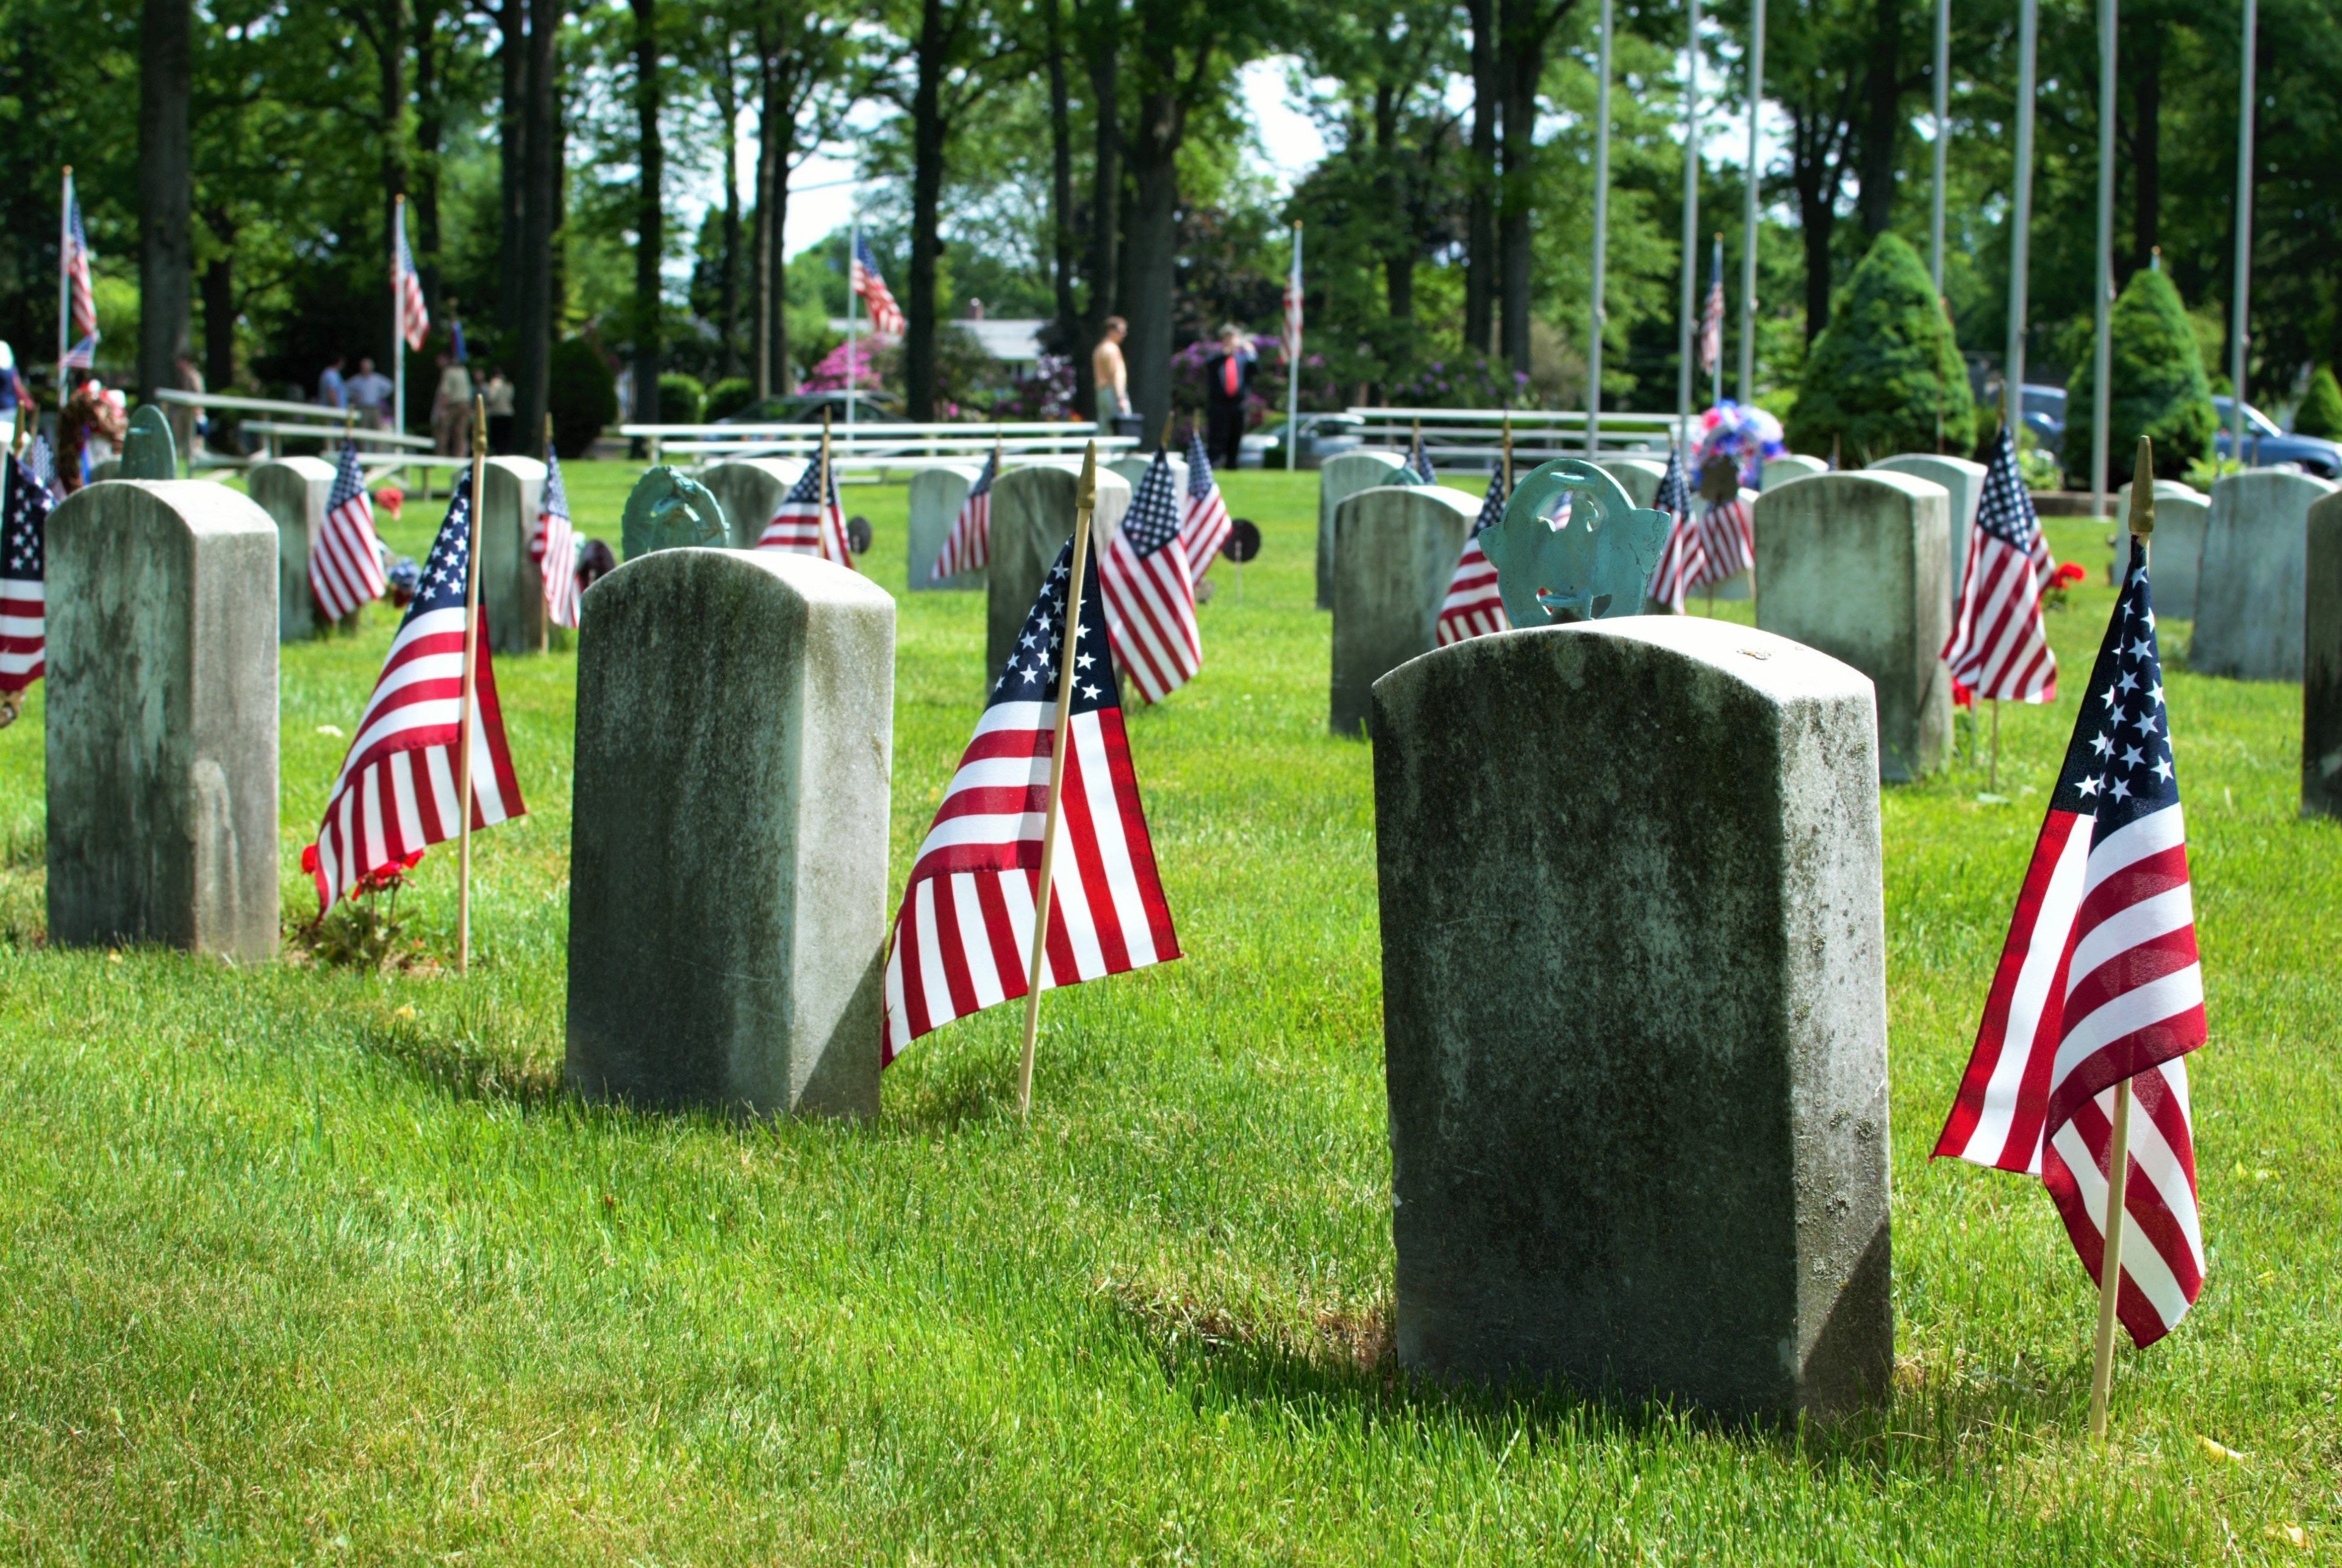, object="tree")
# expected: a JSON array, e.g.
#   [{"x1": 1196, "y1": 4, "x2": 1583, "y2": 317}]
[
  {"x1": 2295, "y1": 365, "x2": 2342, "y2": 439},
  {"x1": 1493, "y1": 0, "x2": 1578, "y2": 370},
  {"x1": 1784, "y1": 232, "x2": 1972, "y2": 462},
  {"x1": 138, "y1": 0, "x2": 193, "y2": 403},
  {"x1": 2064, "y1": 265, "x2": 2217, "y2": 485},
  {"x1": 632, "y1": 0, "x2": 664, "y2": 423}
]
